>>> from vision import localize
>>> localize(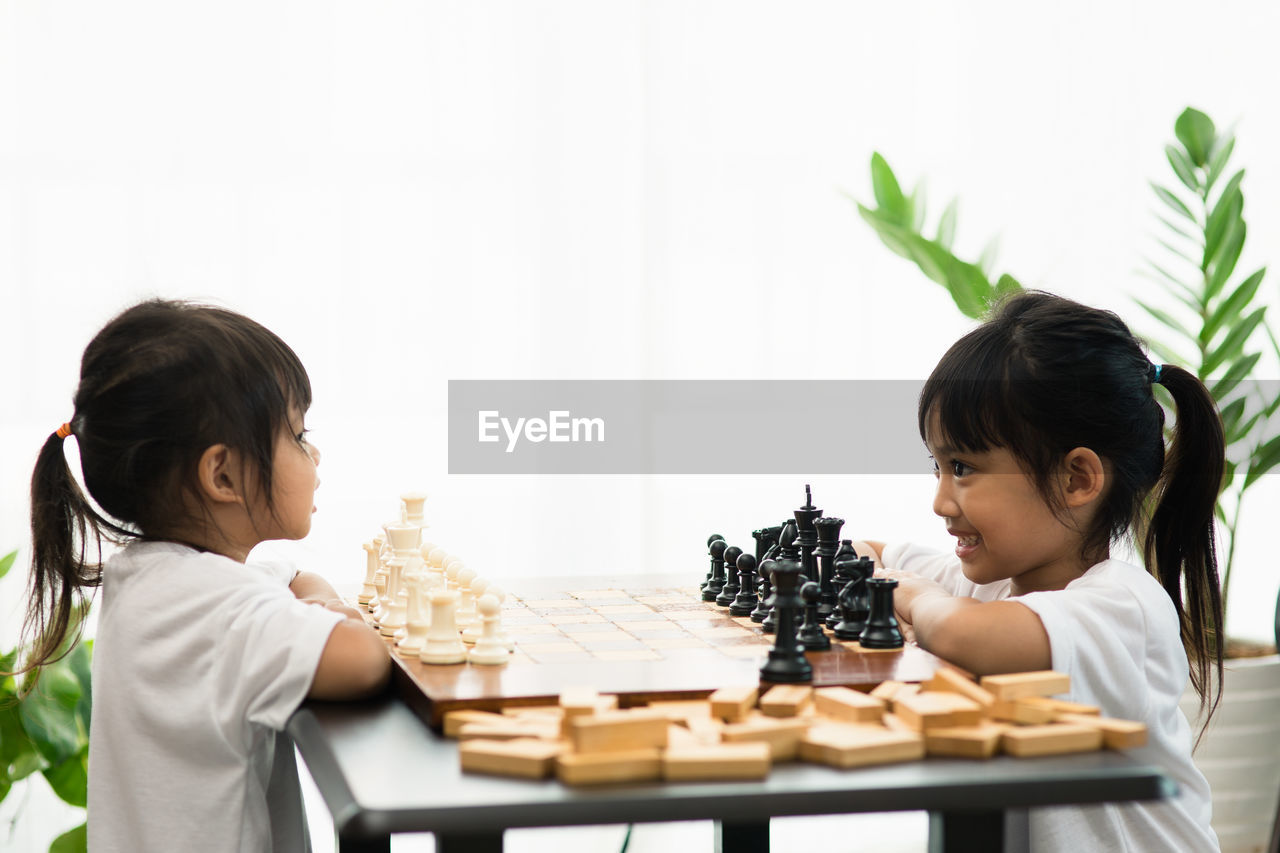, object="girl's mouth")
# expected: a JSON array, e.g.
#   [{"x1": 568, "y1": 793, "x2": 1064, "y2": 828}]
[{"x1": 954, "y1": 534, "x2": 982, "y2": 560}]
